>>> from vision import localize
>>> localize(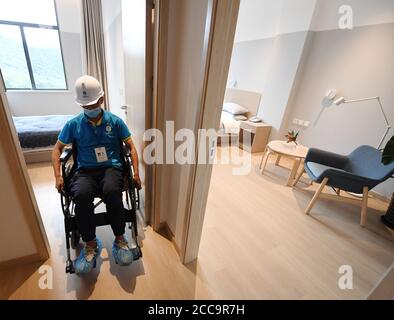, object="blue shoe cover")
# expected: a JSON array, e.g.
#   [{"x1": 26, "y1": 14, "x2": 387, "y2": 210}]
[
  {"x1": 112, "y1": 237, "x2": 133, "y2": 266},
  {"x1": 74, "y1": 238, "x2": 102, "y2": 275}
]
